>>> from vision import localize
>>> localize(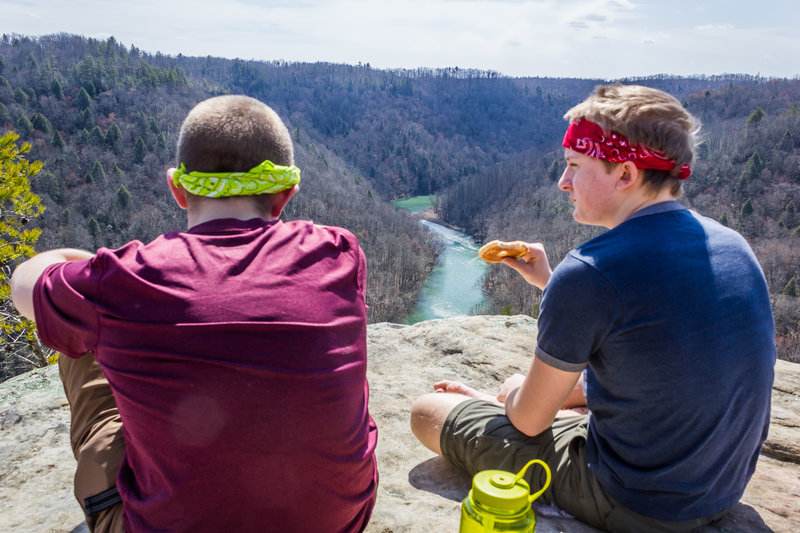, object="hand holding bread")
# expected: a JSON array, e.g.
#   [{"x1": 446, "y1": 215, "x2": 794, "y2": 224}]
[
  {"x1": 477, "y1": 240, "x2": 529, "y2": 263},
  {"x1": 478, "y1": 239, "x2": 552, "y2": 290}
]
